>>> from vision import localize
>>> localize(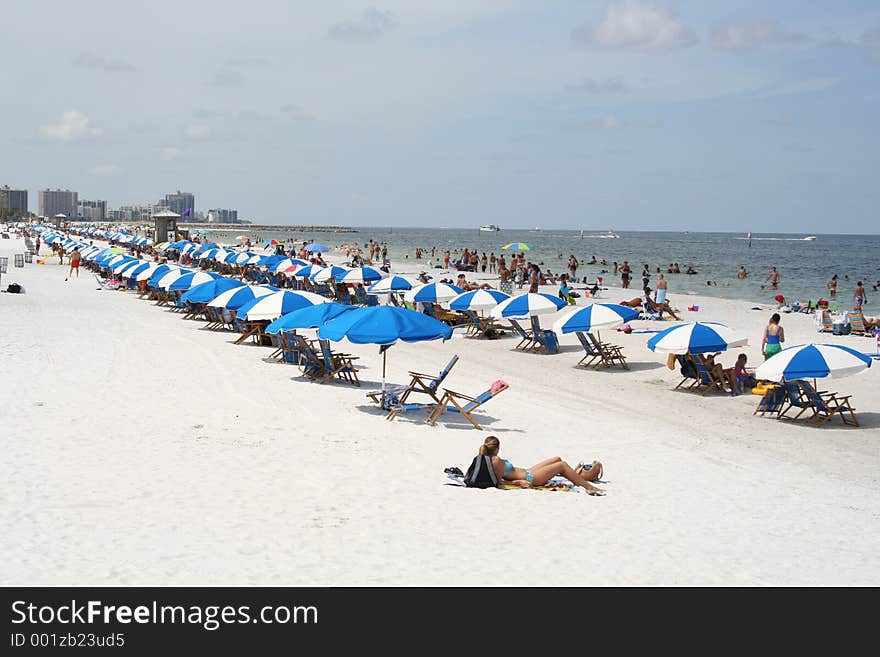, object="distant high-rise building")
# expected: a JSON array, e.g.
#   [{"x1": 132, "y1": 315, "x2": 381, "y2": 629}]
[
  {"x1": 77, "y1": 199, "x2": 107, "y2": 222},
  {"x1": 39, "y1": 189, "x2": 78, "y2": 218},
  {"x1": 207, "y1": 208, "x2": 239, "y2": 223},
  {"x1": 162, "y1": 190, "x2": 195, "y2": 220},
  {"x1": 0, "y1": 186, "x2": 28, "y2": 214}
]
